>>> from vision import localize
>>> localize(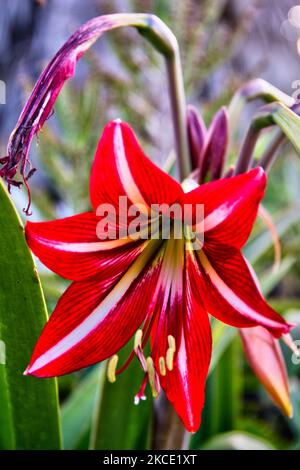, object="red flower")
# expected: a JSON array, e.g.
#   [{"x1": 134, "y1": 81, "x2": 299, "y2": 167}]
[{"x1": 24, "y1": 120, "x2": 292, "y2": 432}]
